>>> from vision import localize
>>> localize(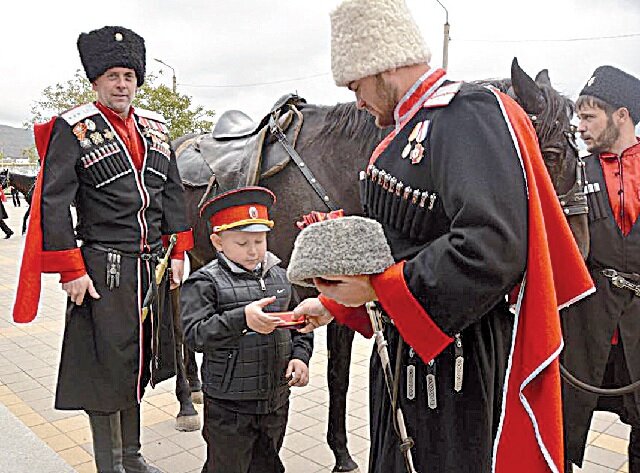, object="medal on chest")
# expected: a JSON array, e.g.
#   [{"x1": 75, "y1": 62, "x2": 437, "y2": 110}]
[{"x1": 401, "y1": 119, "x2": 430, "y2": 165}]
